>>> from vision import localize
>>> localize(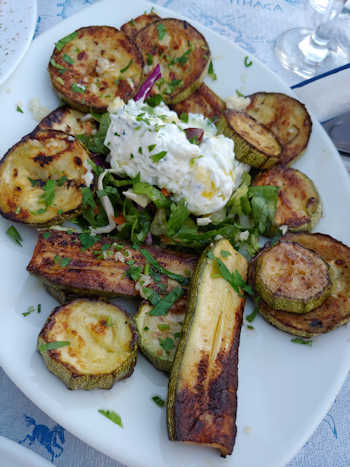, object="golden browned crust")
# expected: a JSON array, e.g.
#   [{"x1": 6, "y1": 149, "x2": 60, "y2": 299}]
[
  {"x1": 121, "y1": 13, "x2": 161, "y2": 40},
  {"x1": 49, "y1": 26, "x2": 144, "y2": 113},
  {"x1": 37, "y1": 105, "x2": 98, "y2": 136}
]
